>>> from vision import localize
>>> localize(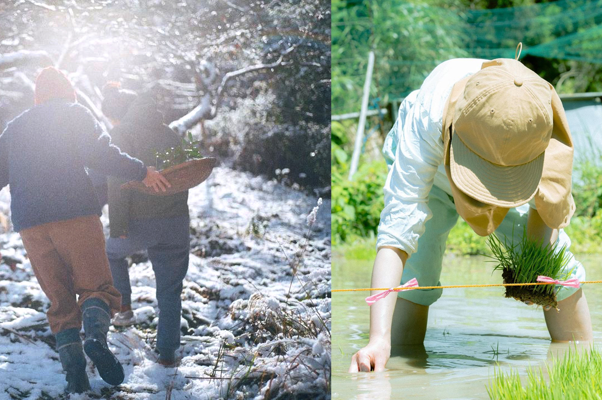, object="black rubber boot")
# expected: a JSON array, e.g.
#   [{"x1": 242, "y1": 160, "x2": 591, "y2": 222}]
[
  {"x1": 81, "y1": 298, "x2": 125, "y2": 385},
  {"x1": 56, "y1": 328, "x2": 91, "y2": 394}
]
